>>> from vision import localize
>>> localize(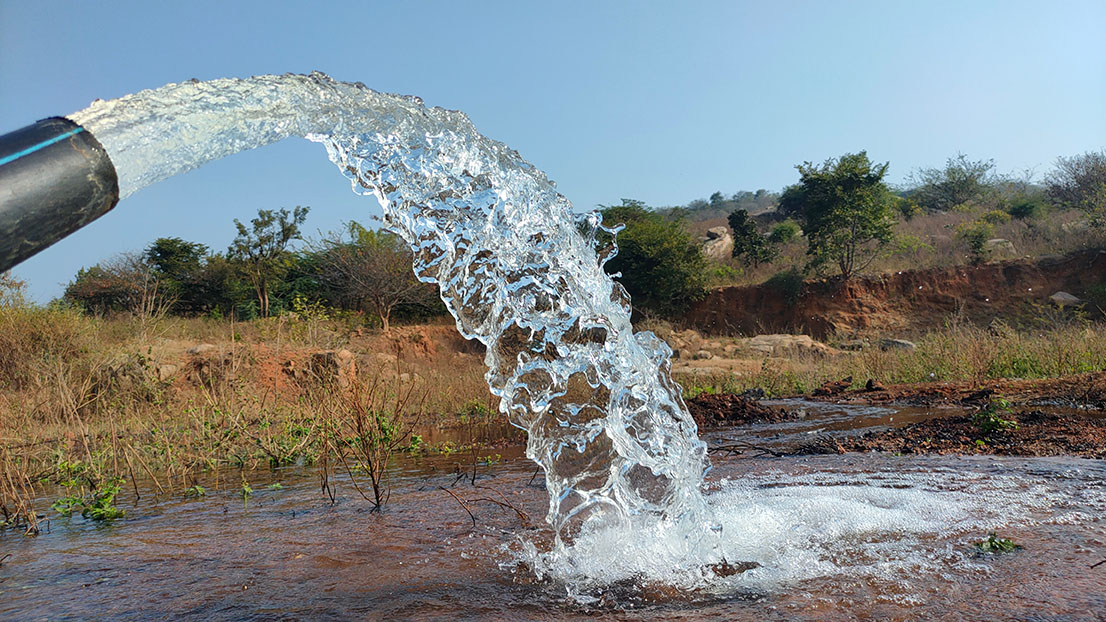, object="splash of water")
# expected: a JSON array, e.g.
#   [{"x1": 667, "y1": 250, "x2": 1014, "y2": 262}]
[{"x1": 70, "y1": 72, "x2": 715, "y2": 555}]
